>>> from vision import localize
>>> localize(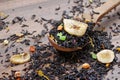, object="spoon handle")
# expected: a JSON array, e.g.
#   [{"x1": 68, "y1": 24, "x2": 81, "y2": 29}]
[{"x1": 92, "y1": 0, "x2": 120, "y2": 23}]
